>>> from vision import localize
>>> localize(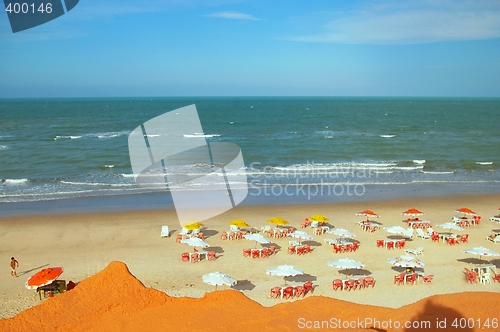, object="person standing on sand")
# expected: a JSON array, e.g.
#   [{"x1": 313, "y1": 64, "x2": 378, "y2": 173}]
[{"x1": 10, "y1": 257, "x2": 19, "y2": 277}]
